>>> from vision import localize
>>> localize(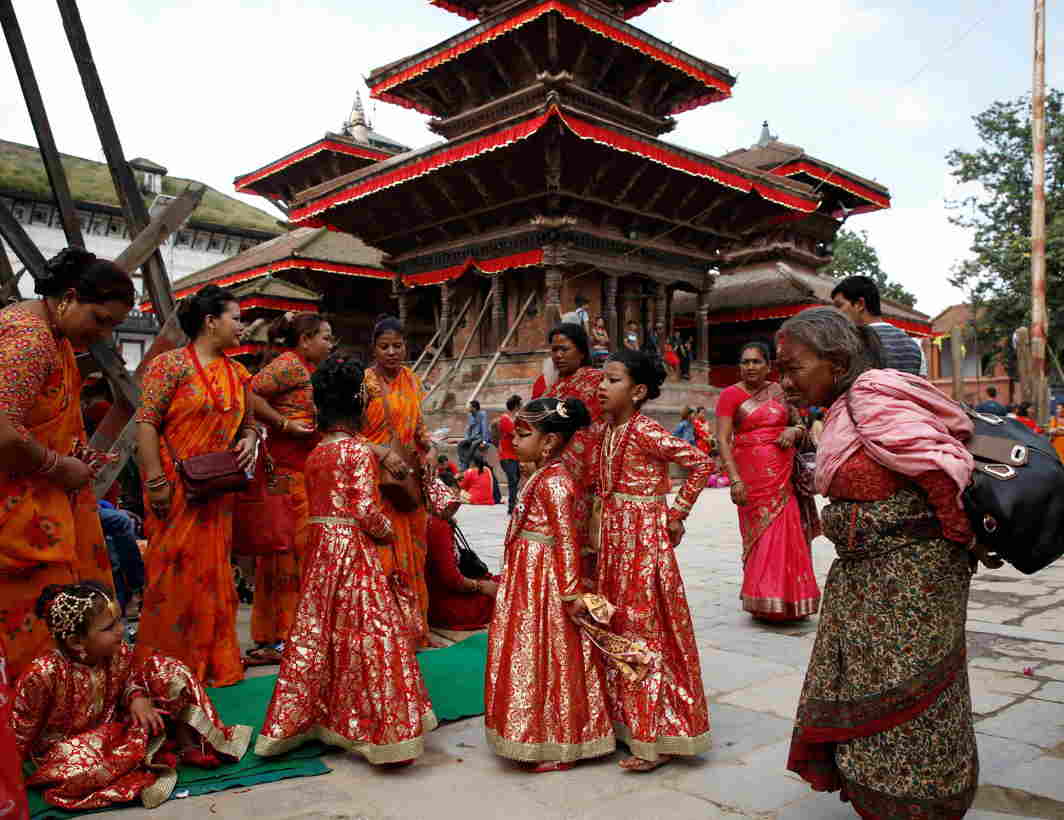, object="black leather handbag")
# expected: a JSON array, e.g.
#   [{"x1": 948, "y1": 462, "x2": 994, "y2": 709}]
[
  {"x1": 962, "y1": 409, "x2": 1064, "y2": 574},
  {"x1": 452, "y1": 522, "x2": 491, "y2": 580}
]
